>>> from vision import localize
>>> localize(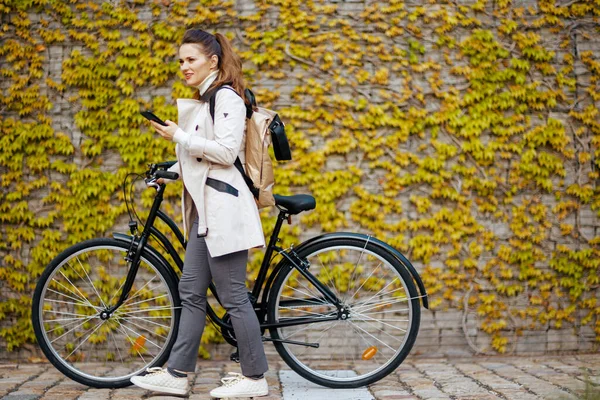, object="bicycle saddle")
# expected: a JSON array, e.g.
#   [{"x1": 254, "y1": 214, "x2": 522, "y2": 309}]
[{"x1": 273, "y1": 194, "x2": 316, "y2": 215}]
